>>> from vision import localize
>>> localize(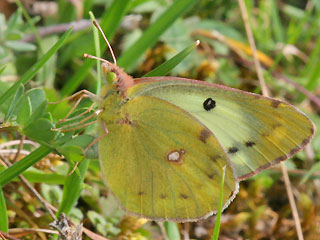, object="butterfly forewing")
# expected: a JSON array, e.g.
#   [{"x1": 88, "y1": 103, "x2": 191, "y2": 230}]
[
  {"x1": 98, "y1": 92, "x2": 238, "y2": 221},
  {"x1": 129, "y1": 77, "x2": 315, "y2": 180}
]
